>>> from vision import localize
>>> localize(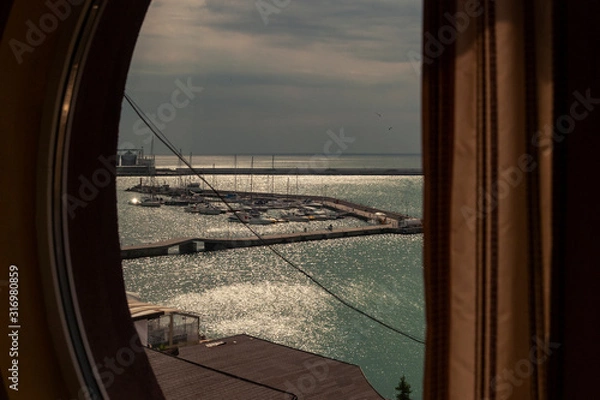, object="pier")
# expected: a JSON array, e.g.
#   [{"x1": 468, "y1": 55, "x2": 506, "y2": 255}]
[
  {"x1": 125, "y1": 184, "x2": 418, "y2": 223},
  {"x1": 120, "y1": 237, "x2": 203, "y2": 259},
  {"x1": 121, "y1": 189, "x2": 422, "y2": 259},
  {"x1": 202, "y1": 192, "x2": 405, "y2": 221},
  {"x1": 121, "y1": 224, "x2": 415, "y2": 259},
  {"x1": 185, "y1": 190, "x2": 410, "y2": 221}
]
